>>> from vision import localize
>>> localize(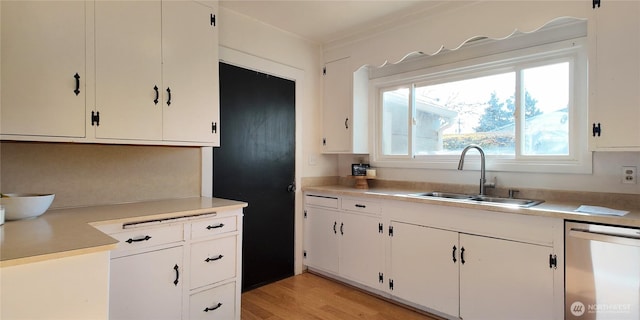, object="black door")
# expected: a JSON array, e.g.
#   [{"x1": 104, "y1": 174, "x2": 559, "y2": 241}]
[{"x1": 214, "y1": 62, "x2": 295, "y2": 292}]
